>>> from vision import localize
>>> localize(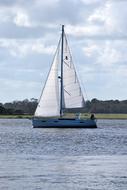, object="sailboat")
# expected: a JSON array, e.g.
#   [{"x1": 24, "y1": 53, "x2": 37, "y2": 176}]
[{"x1": 32, "y1": 25, "x2": 97, "y2": 128}]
